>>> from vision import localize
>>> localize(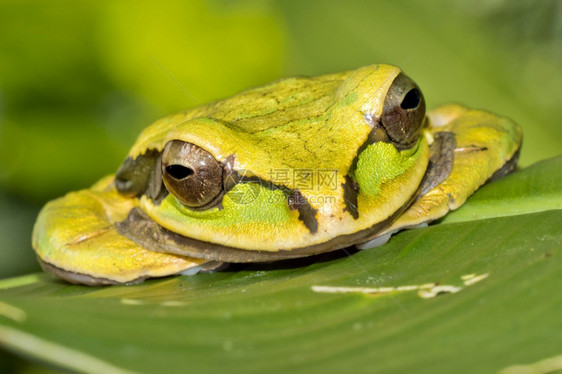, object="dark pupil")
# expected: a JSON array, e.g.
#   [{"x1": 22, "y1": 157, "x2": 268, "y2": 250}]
[
  {"x1": 166, "y1": 165, "x2": 194, "y2": 180},
  {"x1": 401, "y1": 88, "x2": 421, "y2": 110}
]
